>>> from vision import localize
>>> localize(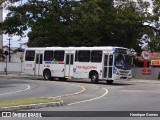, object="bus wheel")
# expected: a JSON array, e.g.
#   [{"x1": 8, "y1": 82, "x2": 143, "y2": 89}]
[
  {"x1": 106, "y1": 80, "x2": 113, "y2": 85},
  {"x1": 58, "y1": 77, "x2": 67, "y2": 81},
  {"x1": 43, "y1": 70, "x2": 51, "y2": 80},
  {"x1": 91, "y1": 73, "x2": 98, "y2": 84}
]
